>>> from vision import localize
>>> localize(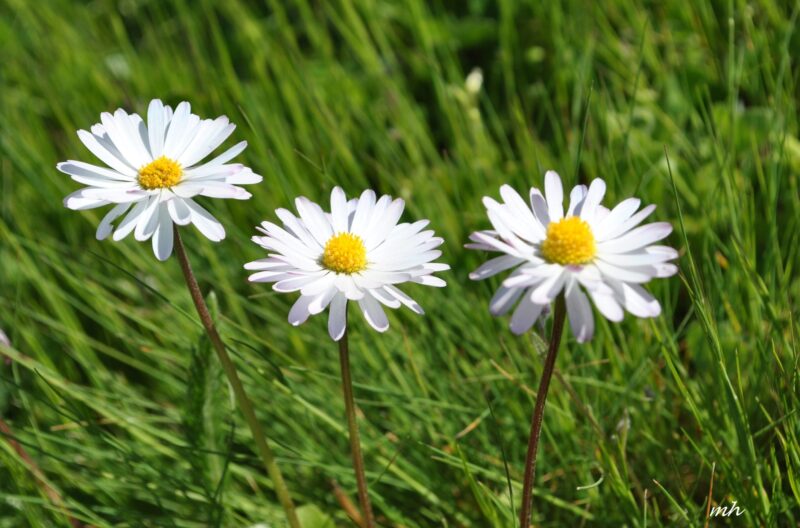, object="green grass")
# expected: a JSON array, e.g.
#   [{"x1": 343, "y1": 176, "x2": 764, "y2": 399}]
[{"x1": 1, "y1": 0, "x2": 799, "y2": 526}]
